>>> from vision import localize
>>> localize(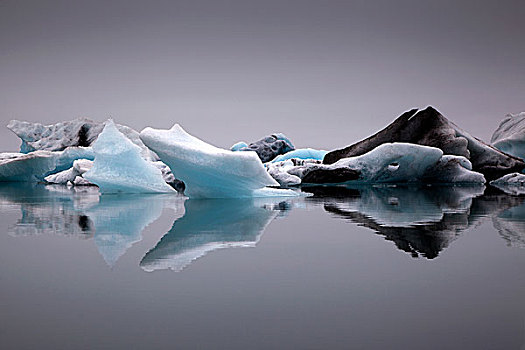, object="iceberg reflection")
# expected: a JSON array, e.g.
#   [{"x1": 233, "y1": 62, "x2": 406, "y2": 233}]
[
  {"x1": 140, "y1": 198, "x2": 284, "y2": 272},
  {"x1": 305, "y1": 185, "x2": 525, "y2": 259},
  {"x1": 86, "y1": 194, "x2": 181, "y2": 266},
  {"x1": 3, "y1": 183, "x2": 525, "y2": 268}
]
